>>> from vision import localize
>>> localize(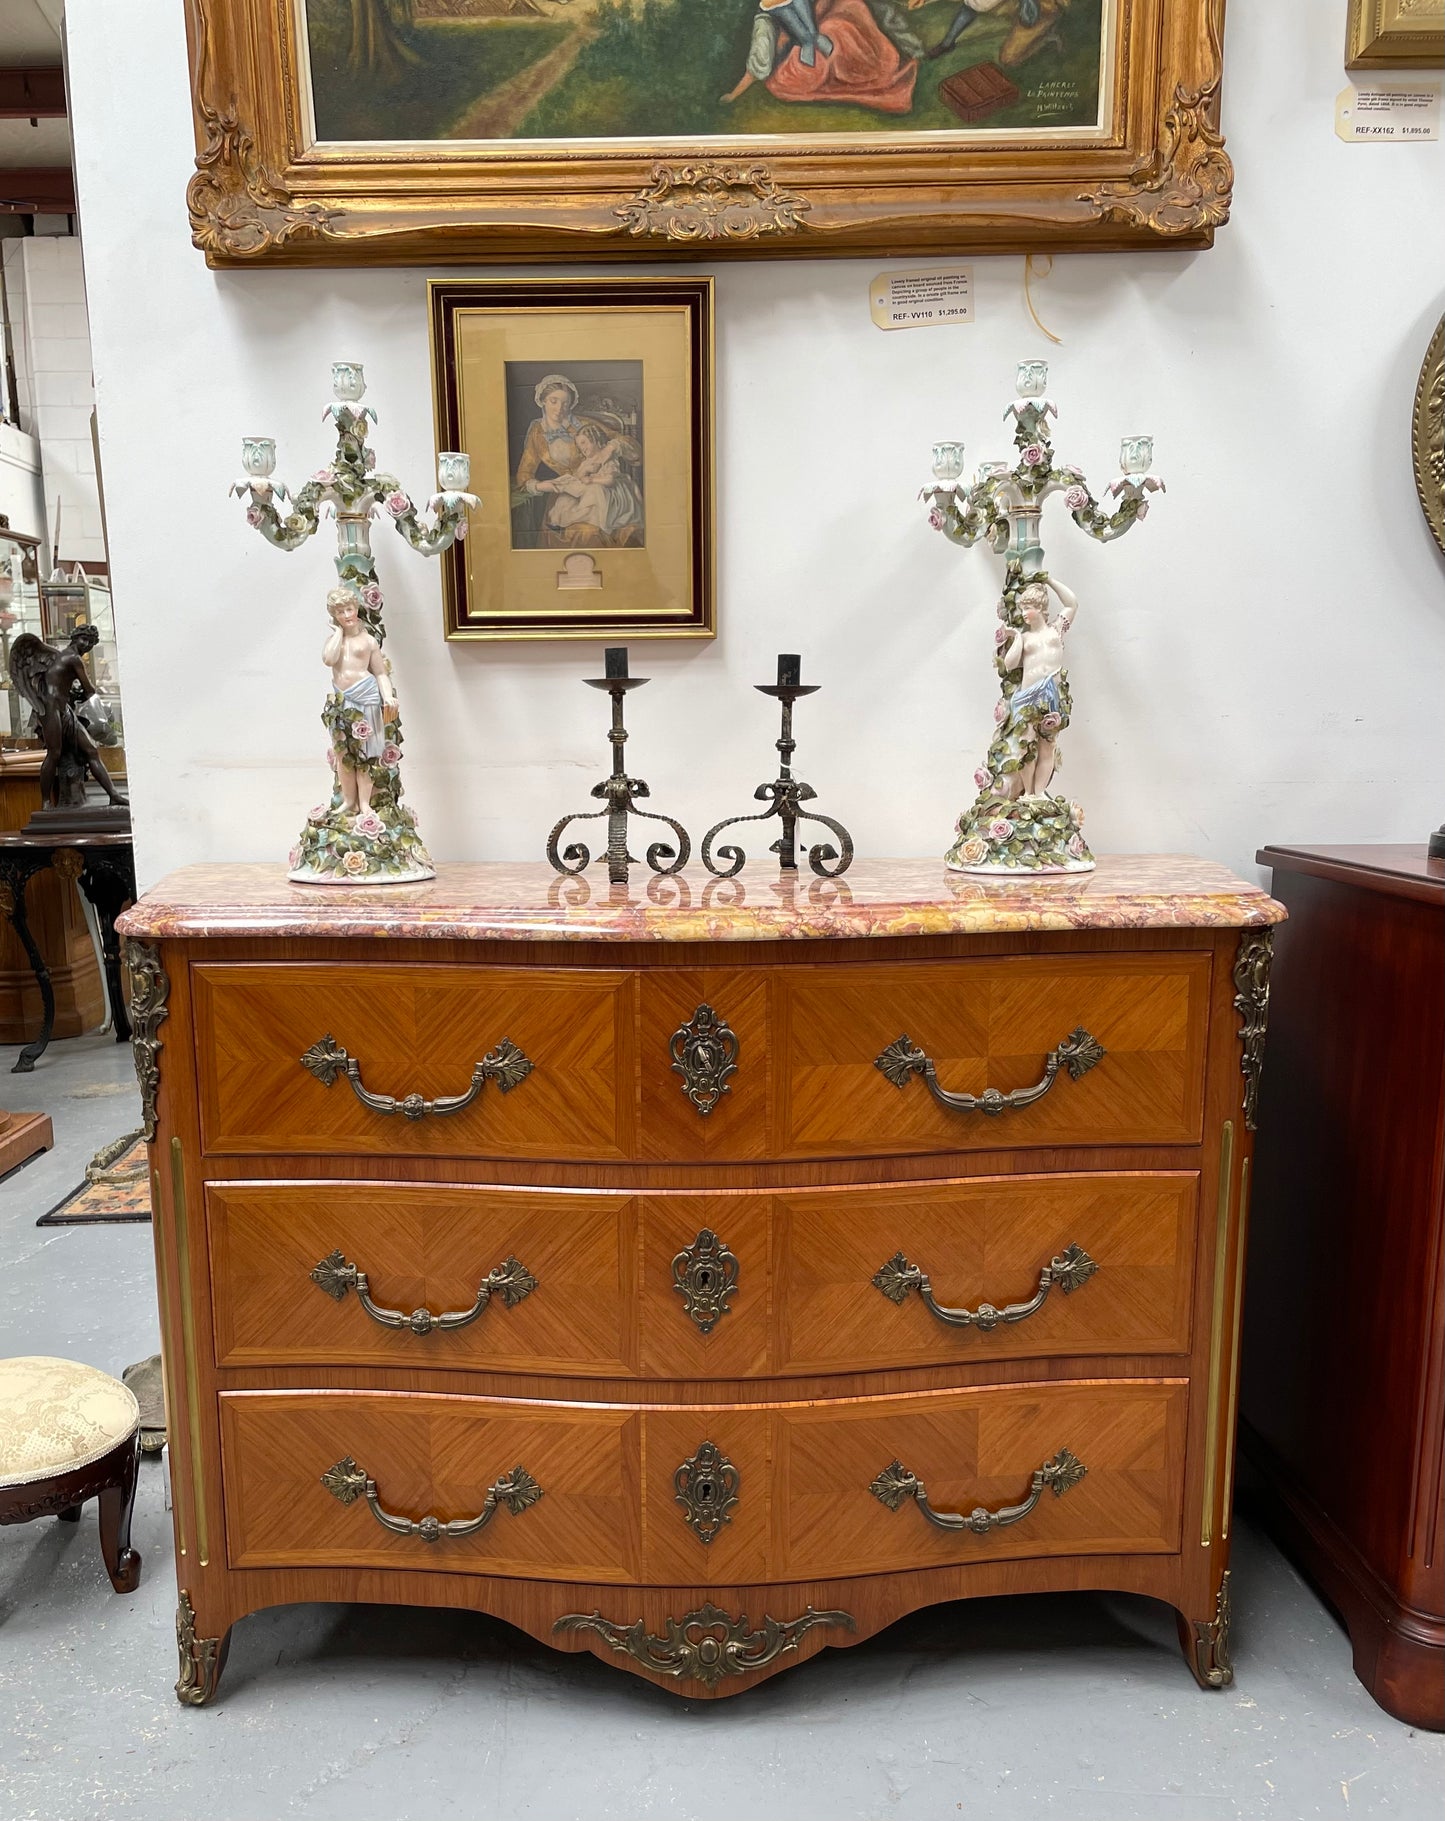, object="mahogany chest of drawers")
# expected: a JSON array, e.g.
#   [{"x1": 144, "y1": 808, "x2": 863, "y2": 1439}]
[{"x1": 117, "y1": 856, "x2": 1283, "y2": 1702}]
